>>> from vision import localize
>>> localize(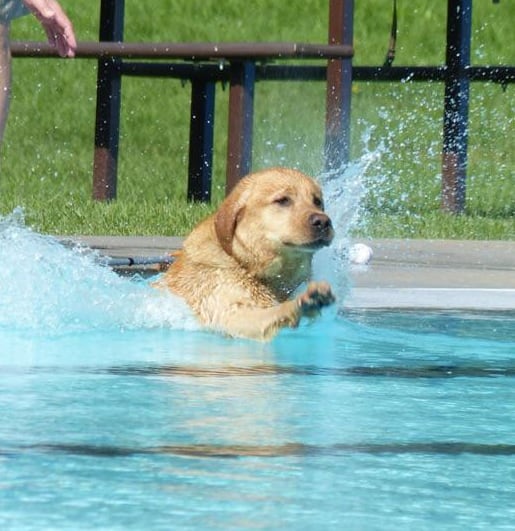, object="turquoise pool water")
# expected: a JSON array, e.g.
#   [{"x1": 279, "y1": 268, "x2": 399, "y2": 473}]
[
  {"x1": 2, "y1": 213, "x2": 515, "y2": 530},
  {"x1": 2, "y1": 311, "x2": 515, "y2": 530}
]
